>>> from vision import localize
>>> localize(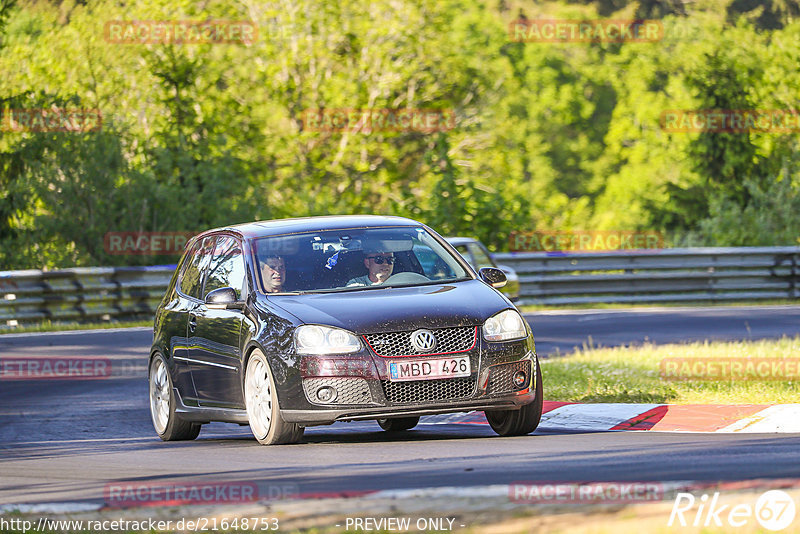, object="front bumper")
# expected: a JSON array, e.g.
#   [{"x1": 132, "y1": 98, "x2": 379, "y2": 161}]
[
  {"x1": 283, "y1": 343, "x2": 539, "y2": 425},
  {"x1": 282, "y1": 388, "x2": 537, "y2": 424}
]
